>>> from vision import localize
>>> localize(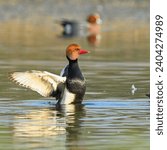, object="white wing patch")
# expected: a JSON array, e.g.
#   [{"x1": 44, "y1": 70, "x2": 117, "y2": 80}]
[
  {"x1": 60, "y1": 67, "x2": 66, "y2": 76},
  {"x1": 9, "y1": 70, "x2": 66, "y2": 97},
  {"x1": 60, "y1": 65, "x2": 68, "y2": 77}
]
